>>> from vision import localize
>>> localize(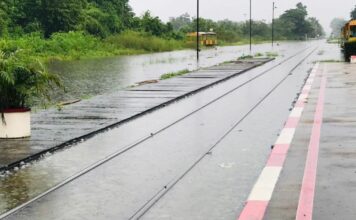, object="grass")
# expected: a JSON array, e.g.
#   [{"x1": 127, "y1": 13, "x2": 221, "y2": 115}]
[
  {"x1": 219, "y1": 38, "x2": 270, "y2": 46},
  {"x1": 238, "y1": 55, "x2": 254, "y2": 60},
  {"x1": 105, "y1": 31, "x2": 186, "y2": 52},
  {"x1": 254, "y1": 52, "x2": 264, "y2": 57},
  {"x1": 319, "y1": 59, "x2": 343, "y2": 63},
  {"x1": 0, "y1": 31, "x2": 187, "y2": 63},
  {"x1": 265, "y1": 51, "x2": 279, "y2": 57},
  {"x1": 160, "y1": 69, "x2": 190, "y2": 80},
  {"x1": 238, "y1": 51, "x2": 279, "y2": 60},
  {"x1": 0, "y1": 31, "x2": 284, "y2": 64},
  {"x1": 327, "y1": 38, "x2": 340, "y2": 44}
]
